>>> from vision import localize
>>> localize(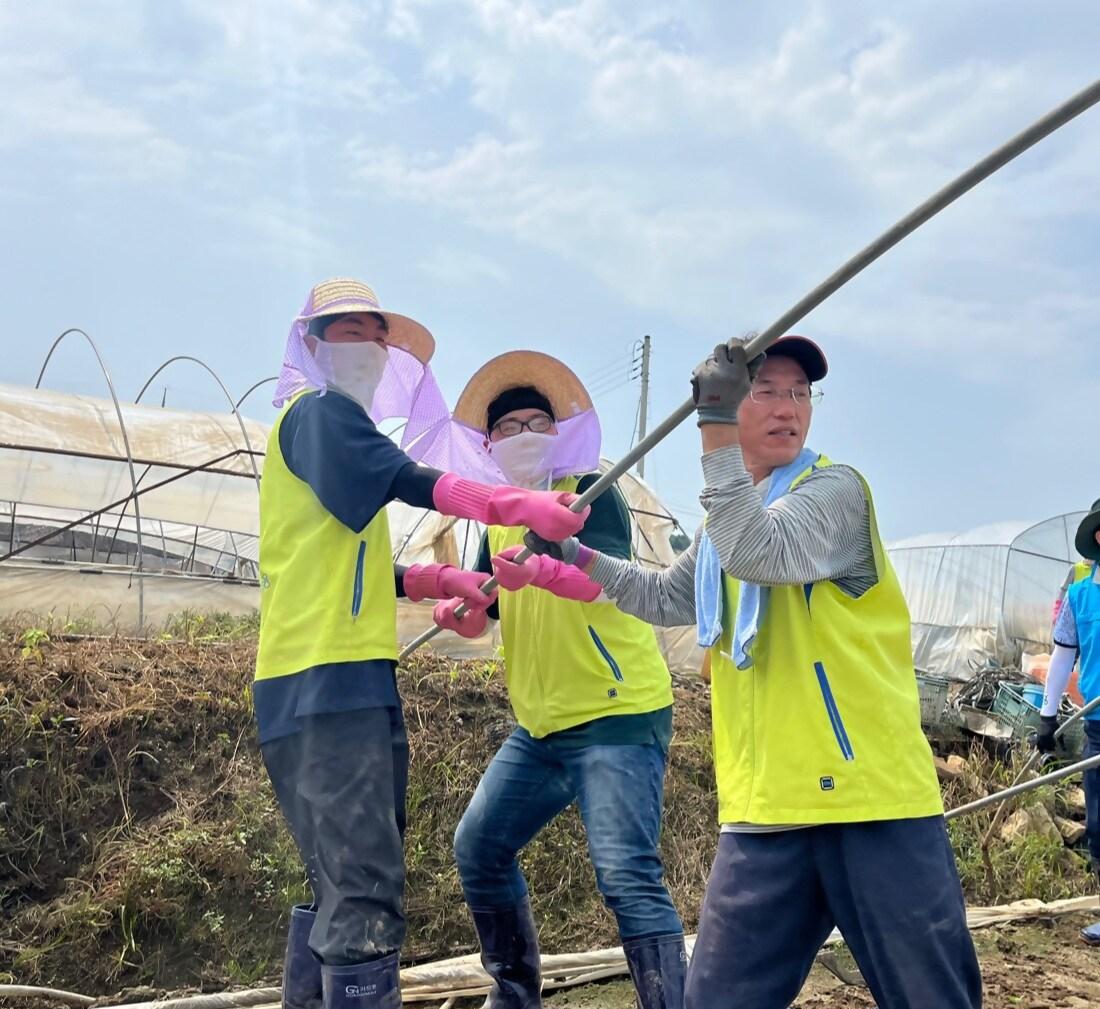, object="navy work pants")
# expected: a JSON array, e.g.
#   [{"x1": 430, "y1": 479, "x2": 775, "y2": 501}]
[{"x1": 684, "y1": 816, "x2": 982, "y2": 1009}]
